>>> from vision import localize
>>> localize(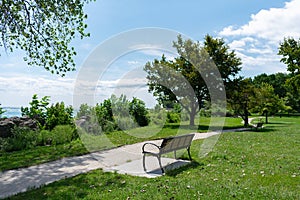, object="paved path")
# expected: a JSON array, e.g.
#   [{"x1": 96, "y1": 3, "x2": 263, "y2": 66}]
[{"x1": 0, "y1": 128, "x2": 248, "y2": 199}]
